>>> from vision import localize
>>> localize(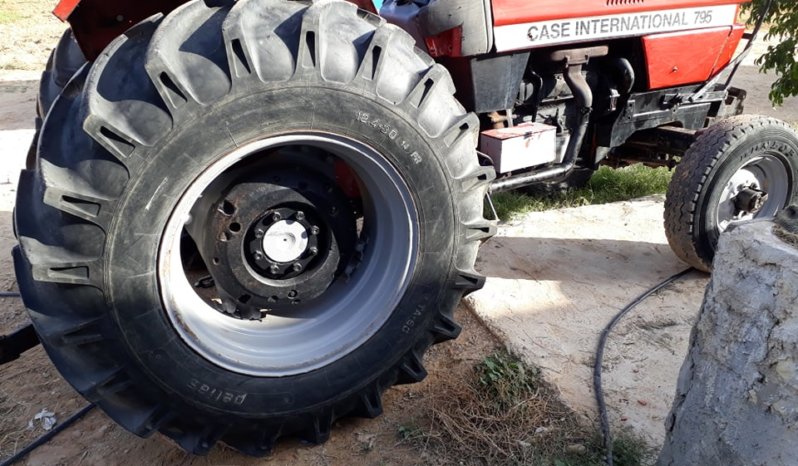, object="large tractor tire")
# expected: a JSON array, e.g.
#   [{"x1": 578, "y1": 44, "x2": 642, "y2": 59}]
[
  {"x1": 26, "y1": 29, "x2": 86, "y2": 169},
  {"x1": 665, "y1": 115, "x2": 798, "y2": 271},
  {"x1": 14, "y1": 0, "x2": 494, "y2": 456}
]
